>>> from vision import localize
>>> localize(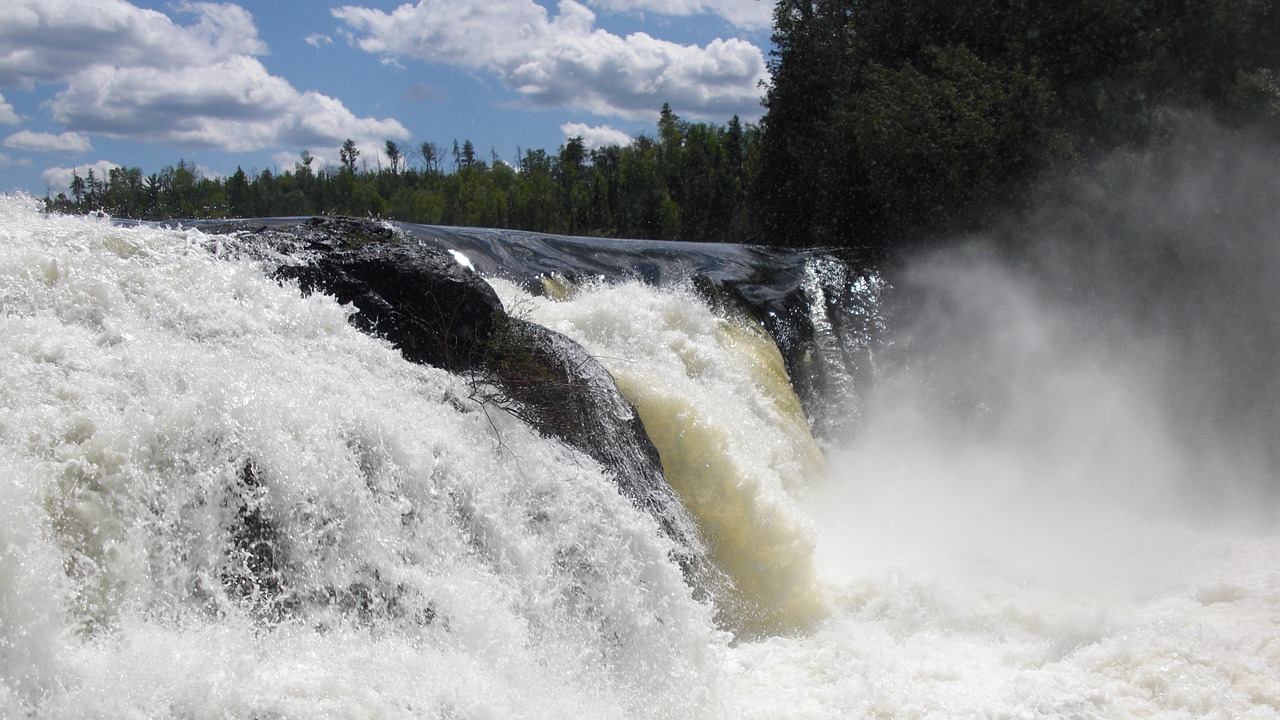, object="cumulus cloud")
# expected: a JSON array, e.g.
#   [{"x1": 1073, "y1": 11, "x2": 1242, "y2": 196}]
[
  {"x1": 332, "y1": 0, "x2": 768, "y2": 120},
  {"x1": 561, "y1": 122, "x2": 633, "y2": 149},
  {"x1": 0, "y1": 92, "x2": 17, "y2": 124},
  {"x1": 51, "y1": 55, "x2": 407, "y2": 152},
  {"x1": 0, "y1": 0, "x2": 407, "y2": 154},
  {"x1": 3, "y1": 130, "x2": 92, "y2": 152},
  {"x1": 305, "y1": 33, "x2": 333, "y2": 48},
  {"x1": 585, "y1": 0, "x2": 773, "y2": 31},
  {"x1": 0, "y1": 0, "x2": 266, "y2": 88},
  {"x1": 41, "y1": 159, "x2": 121, "y2": 192}
]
